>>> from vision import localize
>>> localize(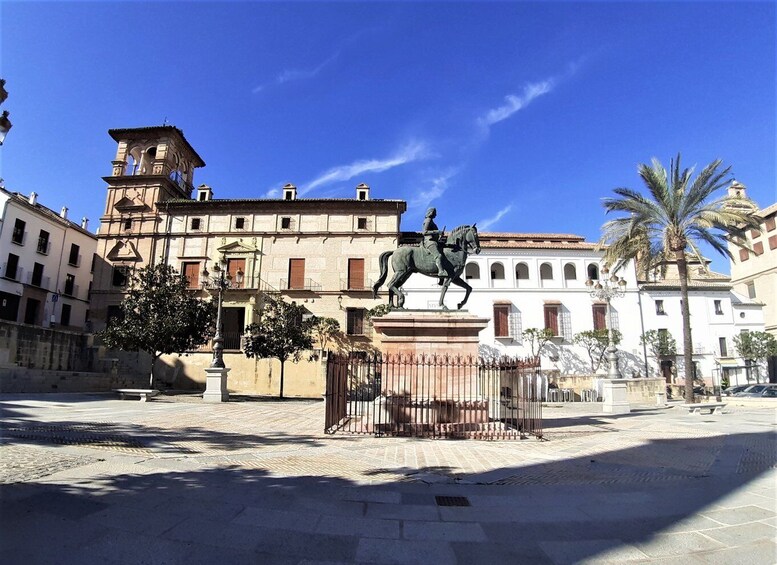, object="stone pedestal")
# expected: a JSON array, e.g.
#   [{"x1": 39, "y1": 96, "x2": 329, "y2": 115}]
[
  {"x1": 371, "y1": 310, "x2": 489, "y2": 359},
  {"x1": 203, "y1": 366, "x2": 230, "y2": 403},
  {"x1": 602, "y1": 379, "x2": 631, "y2": 414}
]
